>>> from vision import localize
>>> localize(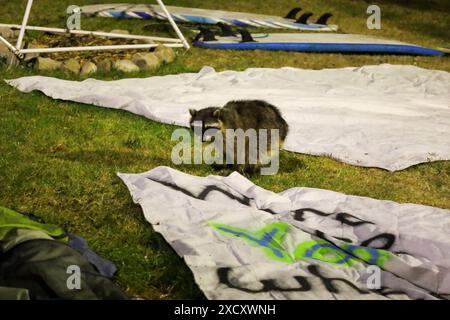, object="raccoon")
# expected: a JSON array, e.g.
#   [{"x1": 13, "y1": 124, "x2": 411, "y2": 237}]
[
  {"x1": 189, "y1": 106, "x2": 221, "y2": 142},
  {"x1": 189, "y1": 100, "x2": 289, "y2": 174}
]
